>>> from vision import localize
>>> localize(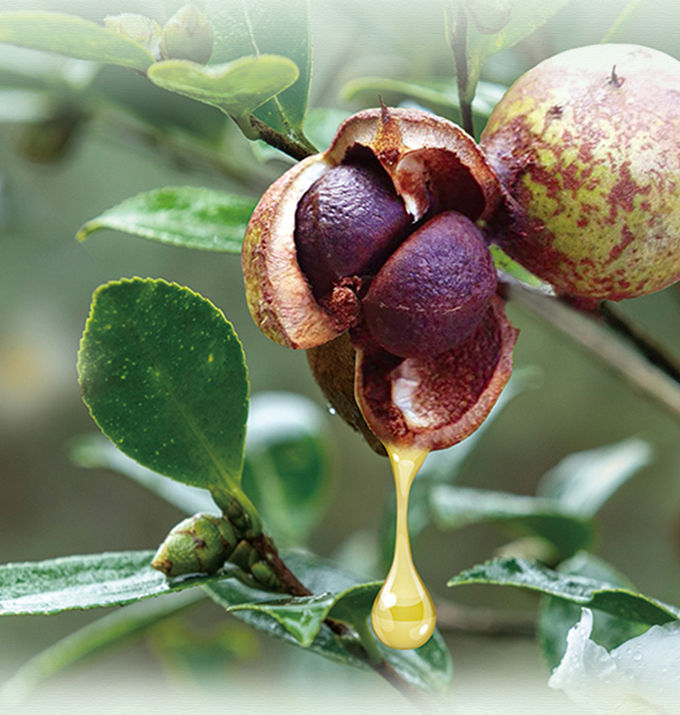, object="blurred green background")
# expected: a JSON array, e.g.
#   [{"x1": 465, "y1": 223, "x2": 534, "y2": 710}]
[{"x1": 1, "y1": 0, "x2": 680, "y2": 711}]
